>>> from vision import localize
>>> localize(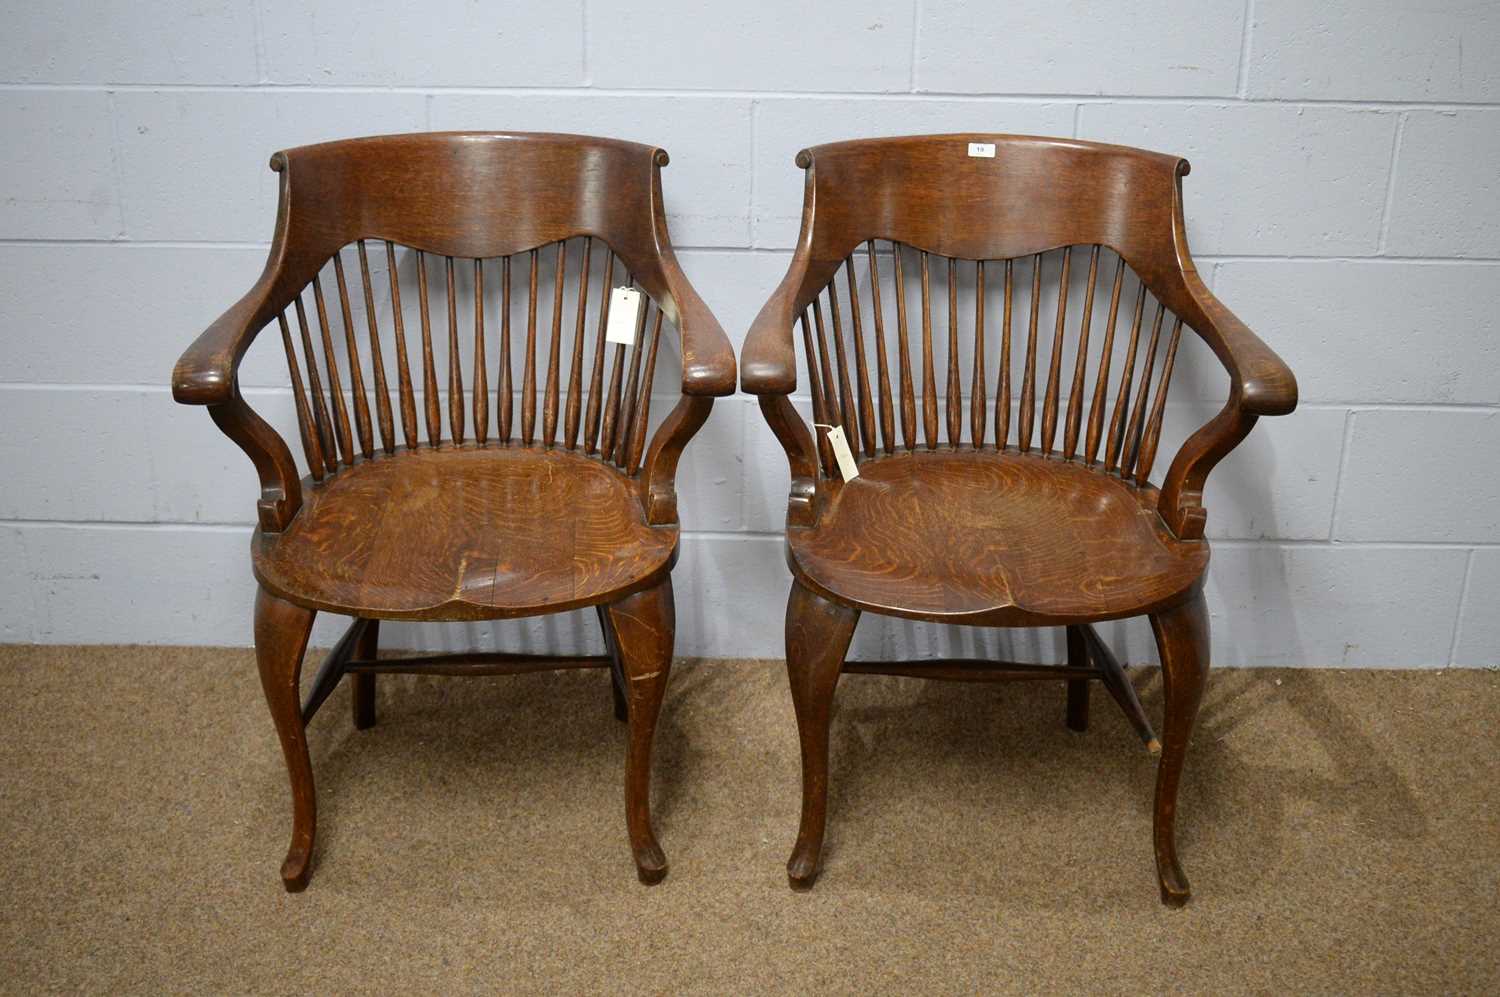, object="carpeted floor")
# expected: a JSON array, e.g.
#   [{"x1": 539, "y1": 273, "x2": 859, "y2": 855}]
[{"x1": 1, "y1": 646, "x2": 1496, "y2": 994}]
